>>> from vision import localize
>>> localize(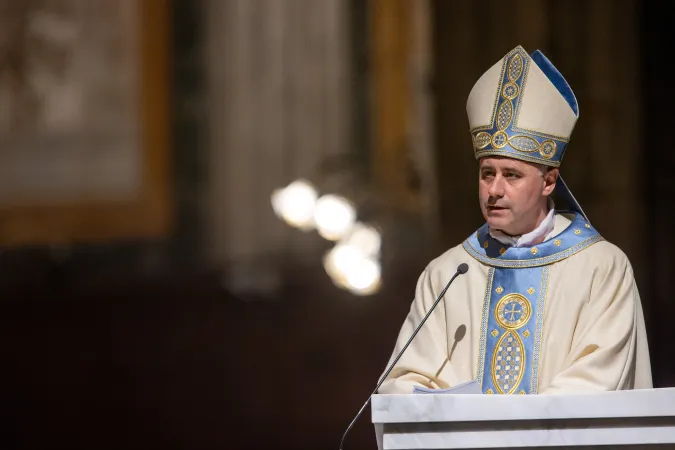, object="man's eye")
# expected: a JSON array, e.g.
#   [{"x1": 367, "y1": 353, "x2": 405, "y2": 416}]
[{"x1": 506, "y1": 172, "x2": 521, "y2": 179}]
